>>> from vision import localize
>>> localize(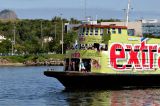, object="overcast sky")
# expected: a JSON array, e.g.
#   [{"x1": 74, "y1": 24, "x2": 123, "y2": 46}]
[{"x1": 0, "y1": 0, "x2": 160, "y2": 20}]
